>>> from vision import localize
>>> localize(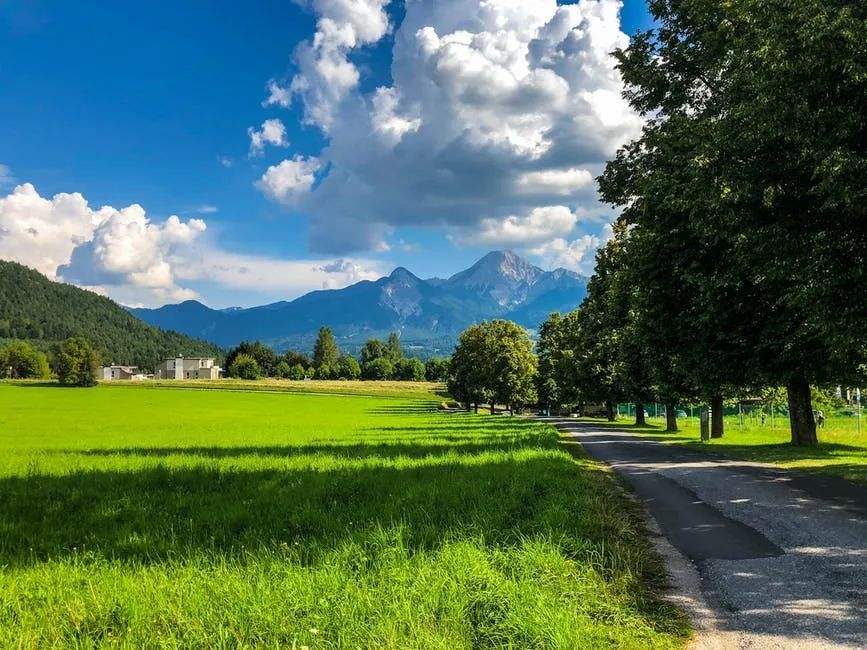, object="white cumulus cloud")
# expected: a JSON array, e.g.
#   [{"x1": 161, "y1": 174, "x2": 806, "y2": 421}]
[
  {"x1": 0, "y1": 182, "x2": 391, "y2": 307},
  {"x1": 289, "y1": 0, "x2": 391, "y2": 131},
  {"x1": 0, "y1": 183, "x2": 105, "y2": 279},
  {"x1": 528, "y1": 223, "x2": 615, "y2": 274},
  {"x1": 248, "y1": 118, "x2": 289, "y2": 156},
  {"x1": 256, "y1": 156, "x2": 322, "y2": 205},
  {"x1": 58, "y1": 204, "x2": 206, "y2": 304},
  {"x1": 260, "y1": 0, "x2": 641, "y2": 259},
  {"x1": 450, "y1": 205, "x2": 579, "y2": 248}
]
